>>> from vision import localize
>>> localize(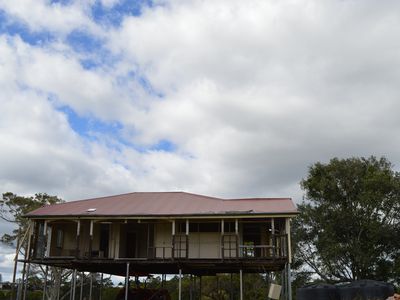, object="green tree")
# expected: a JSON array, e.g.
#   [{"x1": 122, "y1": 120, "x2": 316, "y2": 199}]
[
  {"x1": 0, "y1": 192, "x2": 63, "y2": 245},
  {"x1": 0, "y1": 192, "x2": 64, "y2": 299},
  {"x1": 126, "y1": 273, "x2": 272, "y2": 300},
  {"x1": 160, "y1": 273, "x2": 268, "y2": 300},
  {"x1": 293, "y1": 156, "x2": 400, "y2": 283}
]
